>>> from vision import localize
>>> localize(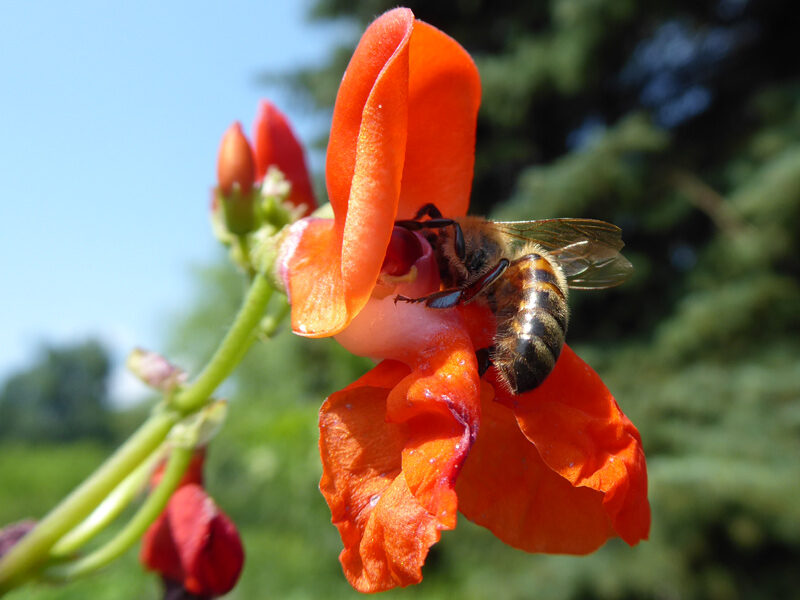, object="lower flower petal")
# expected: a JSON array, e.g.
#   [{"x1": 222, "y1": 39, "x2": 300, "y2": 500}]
[
  {"x1": 503, "y1": 344, "x2": 650, "y2": 546},
  {"x1": 387, "y1": 329, "x2": 480, "y2": 529},
  {"x1": 319, "y1": 351, "x2": 478, "y2": 592},
  {"x1": 320, "y1": 361, "x2": 426, "y2": 592},
  {"x1": 457, "y1": 381, "x2": 617, "y2": 553}
]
